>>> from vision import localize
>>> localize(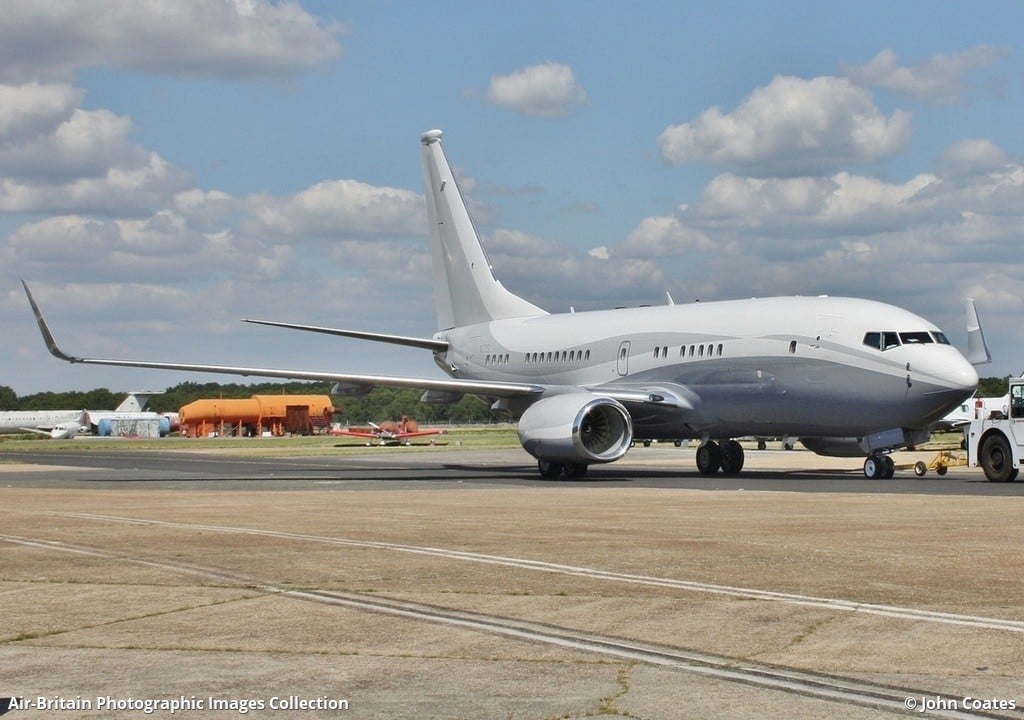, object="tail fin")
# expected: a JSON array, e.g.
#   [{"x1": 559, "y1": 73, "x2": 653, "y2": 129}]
[
  {"x1": 114, "y1": 392, "x2": 156, "y2": 412},
  {"x1": 420, "y1": 130, "x2": 546, "y2": 330}
]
